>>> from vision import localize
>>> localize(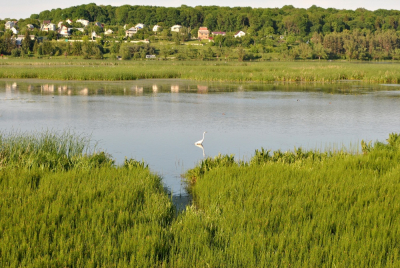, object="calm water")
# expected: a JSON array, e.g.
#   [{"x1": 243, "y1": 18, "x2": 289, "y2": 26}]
[{"x1": 1, "y1": 79, "x2": 400, "y2": 208}]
